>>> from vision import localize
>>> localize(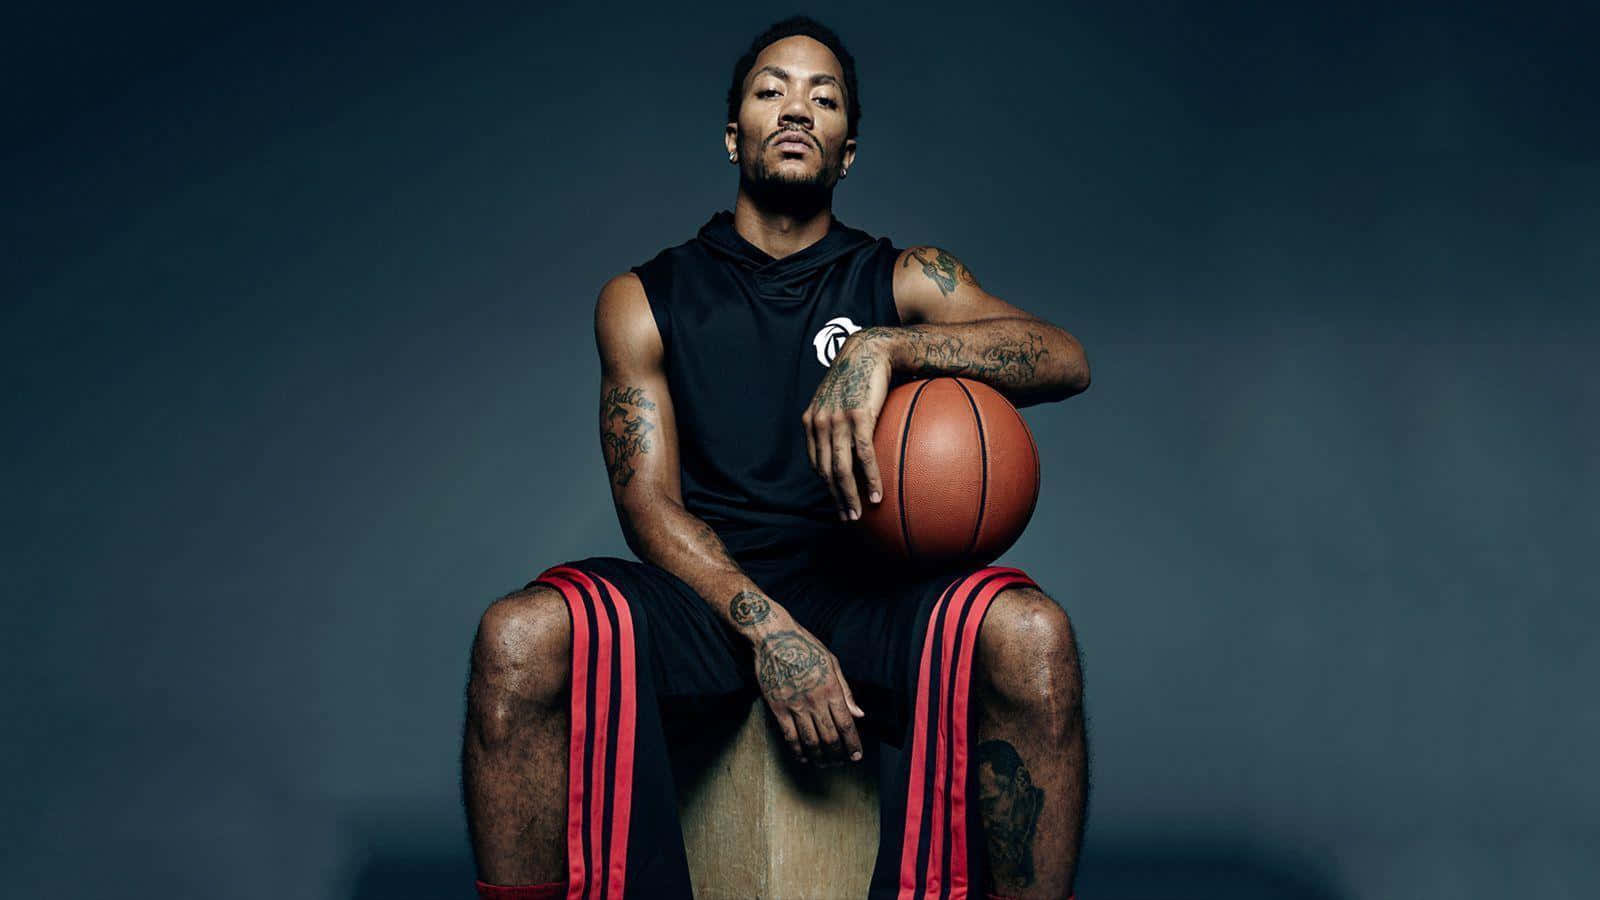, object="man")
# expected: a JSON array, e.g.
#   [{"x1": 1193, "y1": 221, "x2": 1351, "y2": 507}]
[{"x1": 462, "y1": 16, "x2": 1091, "y2": 900}]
